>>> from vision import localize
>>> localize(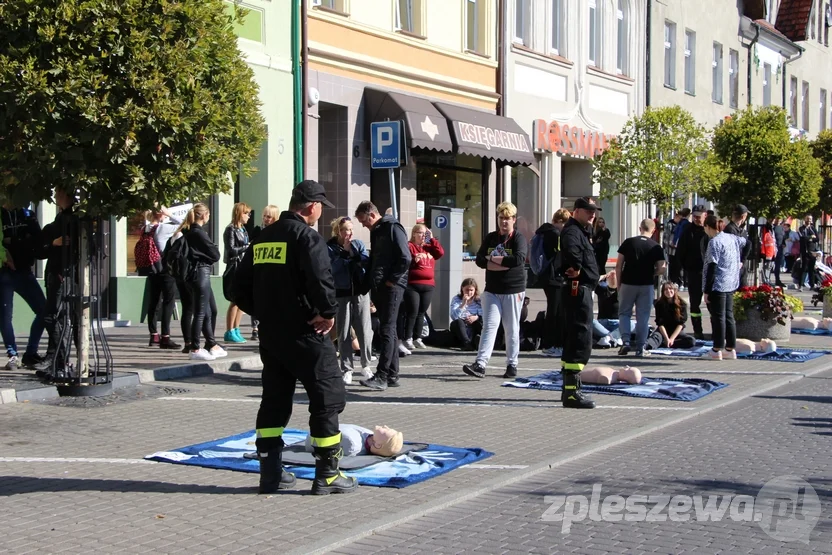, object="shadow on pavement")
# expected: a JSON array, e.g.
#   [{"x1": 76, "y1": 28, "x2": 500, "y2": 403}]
[{"x1": 0, "y1": 476, "x2": 254, "y2": 496}]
